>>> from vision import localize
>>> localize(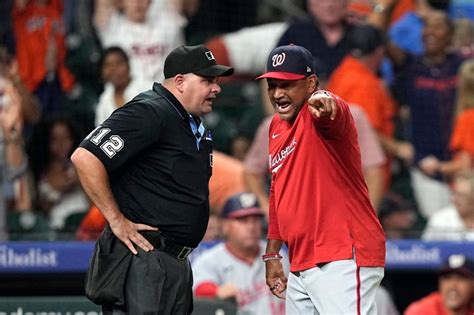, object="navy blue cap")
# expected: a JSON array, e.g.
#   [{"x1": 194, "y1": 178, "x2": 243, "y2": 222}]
[
  {"x1": 256, "y1": 44, "x2": 315, "y2": 80},
  {"x1": 439, "y1": 254, "x2": 474, "y2": 278},
  {"x1": 221, "y1": 193, "x2": 263, "y2": 219}
]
